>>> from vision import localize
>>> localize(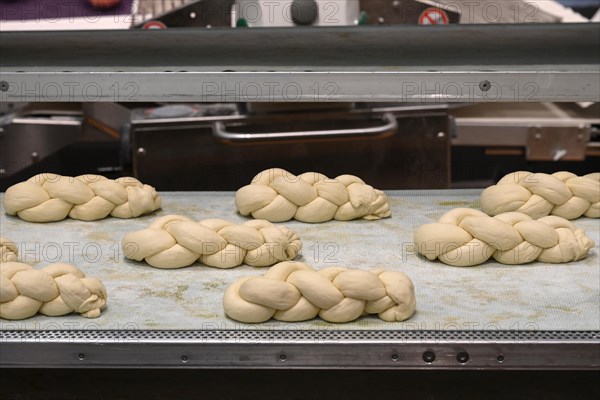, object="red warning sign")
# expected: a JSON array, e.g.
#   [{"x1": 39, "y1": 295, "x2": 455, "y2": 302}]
[
  {"x1": 418, "y1": 7, "x2": 449, "y2": 25},
  {"x1": 142, "y1": 20, "x2": 167, "y2": 29}
]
